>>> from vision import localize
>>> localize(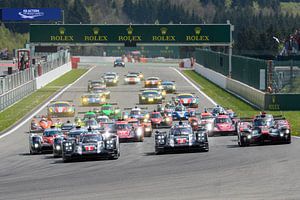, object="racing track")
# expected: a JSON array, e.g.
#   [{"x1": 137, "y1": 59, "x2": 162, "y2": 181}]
[{"x1": 1, "y1": 62, "x2": 300, "y2": 200}]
